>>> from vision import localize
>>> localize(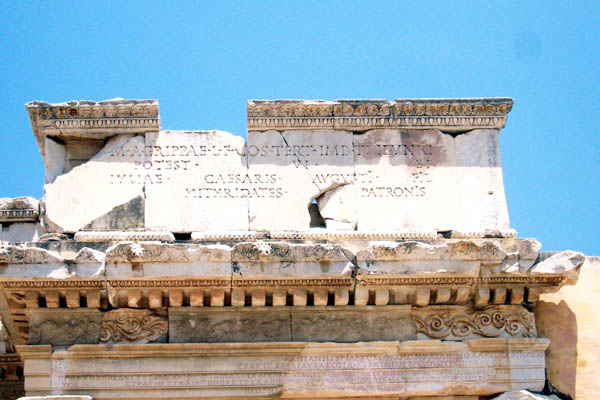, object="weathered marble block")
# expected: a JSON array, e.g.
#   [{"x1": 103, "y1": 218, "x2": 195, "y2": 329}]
[
  {"x1": 246, "y1": 129, "x2": 355, "y2": 231},
  {"x1": 144, "y1": 130, "x2": 249, "y2": 232},
  {"x1": 0, "y1": 223, "x2": 43, "y2": 244},
  {"x1": 356, "y1": 241, "x2": 483, "y2": 277},
  {"x1": 291, "y1": 305, "x2": 414, "y2": 342},
  {"x1": 25, "y1": 308, "x2": 102, "y2": 345},
  {"x1": 0, "y1": 197, "x2": 39, "y2": 223},
  {"x1": 105, "y1": 242, "x2": 232, "y2": 278},
  {"x1": 169, "y1": 307, "x2": 292, "y2": 343},
  {"x1": 0, "y1": 246, "x2": 104, "y2": 279},
  {"x1": 41, "y1": 135, "x2": 146, "y2": 232},
  {"x1": 17, "y1": 338, "x2": 548, "y2": 399},
  {"x1": 354, "y1": 128, "x2": 460, "y2": 232}
]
